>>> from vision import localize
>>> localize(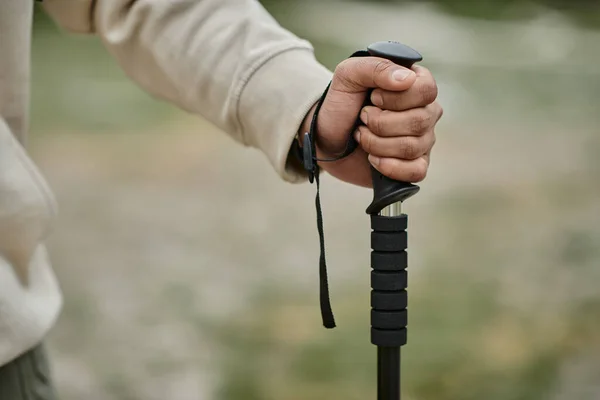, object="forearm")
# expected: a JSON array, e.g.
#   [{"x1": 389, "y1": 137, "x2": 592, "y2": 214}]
[{"x1": 42, "y1": 0, "x2": 333, "y2": 182}]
